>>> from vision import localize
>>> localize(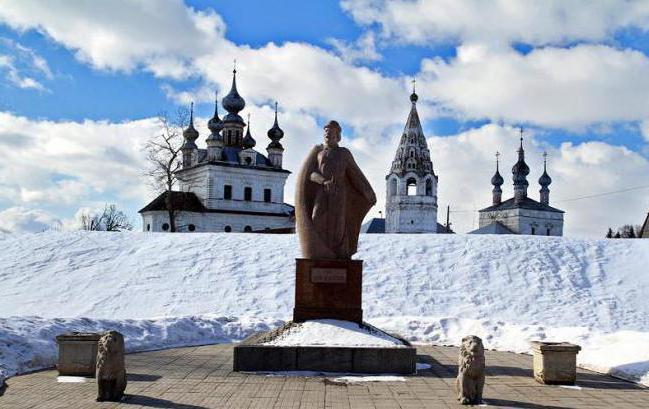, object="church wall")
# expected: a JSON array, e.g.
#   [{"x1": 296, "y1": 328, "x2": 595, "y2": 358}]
[
  {"x1": 177, "y1": 164, "x2": 289, "y2": 215},
  {"x1": 385, "y1": 173, "x2": 438, "y2": 233},
  {"x1": 205, "y1": 165, "x2": 288, "y2": 214},
  {"x1": 141, "y1": 210, "x2": 293, "y2": 233},
  {"x1": 386, "y1": 195, "x2": 438, "y2": 233},
  {"x1": 479, "y1": 208, "x2": 564, "y2": 236}
]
